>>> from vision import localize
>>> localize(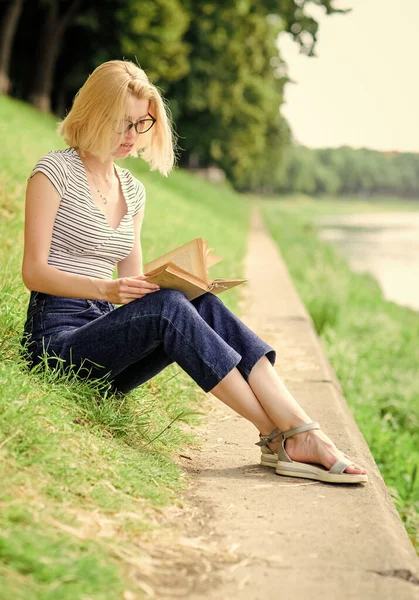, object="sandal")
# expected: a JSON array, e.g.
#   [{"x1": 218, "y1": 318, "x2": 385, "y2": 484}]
[
  {"x1": 258, "y1": 431, "x2": 353, "y2": 468},
  {"x1": 256, "y1": 422, "x2": 368, "y2": 484}
]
